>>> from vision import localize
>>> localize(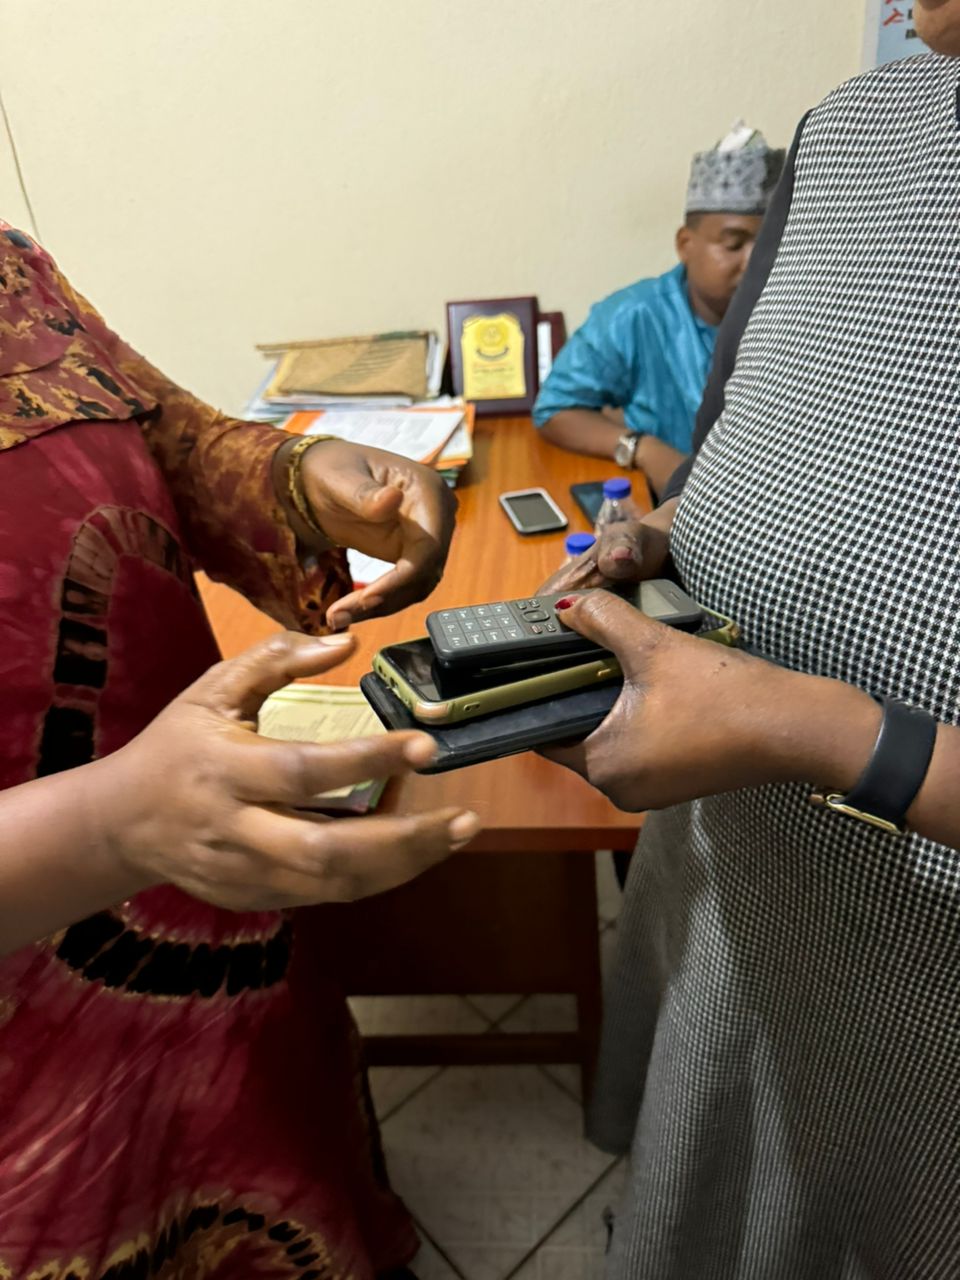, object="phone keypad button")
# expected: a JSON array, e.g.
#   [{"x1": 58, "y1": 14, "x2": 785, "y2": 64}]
[
  {"x1": 456, "y1": 608, "x2": 471, "y2": 619},
  {"x1": 523, "y1": 609, "x2": 549, "y2": 622},
  {"x1": 531, "y1": 624, "x2": 543, "y2": 635},
  {"x1": 492, "y1": 603, "x2": 510, "y2": 616},
  {"x1": 545, "y1": 623, "x2": 557, "y2": 633},
  {"x1": 487, "y1": 629, "x2": 503, "y2": 644},
  {"x1": 447, "y1": 635, "x2": 466, "y2": 648},
  {"x1": 467, "y1": 633, "x2": 487, "y2": 646},
  {"x1": 504, "y1": 626, "x2": 522, "y2": 639},
  {"x1": 475, "y1": 606, "x2": 491, "y2": 618},
  {"x1": 462, "y1": 620, "x2": 480, "y2": 633},
  {"x1": 479, "y1": 617, "x2": 496, "y2": 629}
]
